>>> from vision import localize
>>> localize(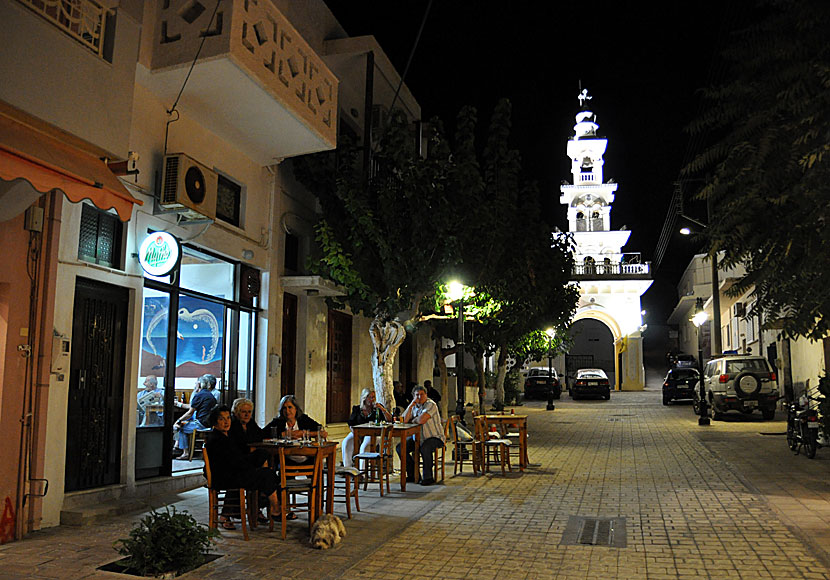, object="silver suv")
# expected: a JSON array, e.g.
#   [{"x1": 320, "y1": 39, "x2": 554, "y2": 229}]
[{"x1": 695, "y1": 354, "x2": 779, "y2": 420}]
